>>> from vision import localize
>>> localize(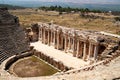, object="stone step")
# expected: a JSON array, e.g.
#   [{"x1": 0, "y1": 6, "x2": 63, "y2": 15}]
[{"x1": 0, "y1": 8, "x2": 29, "y2": 64}]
